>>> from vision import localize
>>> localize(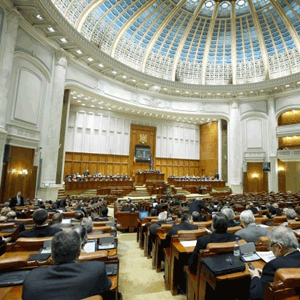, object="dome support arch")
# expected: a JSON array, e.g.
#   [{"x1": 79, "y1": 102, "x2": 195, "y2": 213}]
[
  {"x1": 231, "y1": 1, "x2": 237, "y2": 85},
  {"x1": 247, "y1": 0, "x2": 269, "y2": 80},
  {"x1": 171, "y1": 0, "x2": 205, "y2": 81},
  {"x1": 141, "y1": 0, "x2": 187, "y2": 73},
  {"x1": 201, "y1": 2, "x2": 220, "y2": 85}
]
